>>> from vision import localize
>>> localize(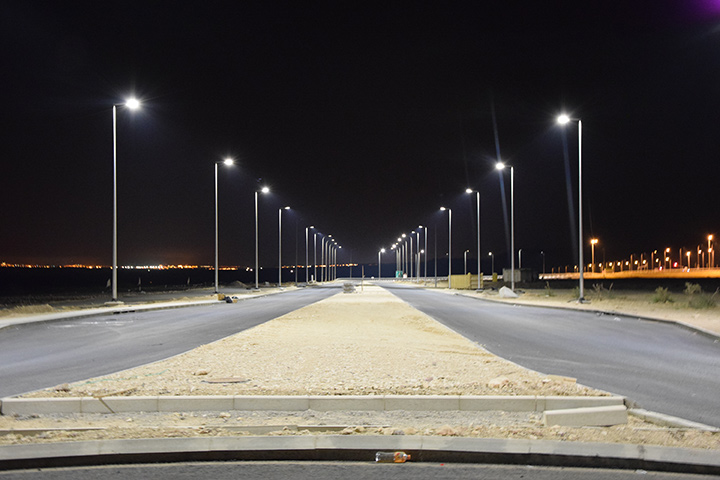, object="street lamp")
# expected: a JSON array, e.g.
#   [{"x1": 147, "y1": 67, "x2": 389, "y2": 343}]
[
  {"x1": 278, "y1": 206, "x2": 290, "y2": 287},
  {"x1": 214, "y1": 157, "x2": 234, "y2": 294},
  {"x1": 378, "y1": 248, "x2": 385, "y2": 280},
  {"x1": 305, "y1": 226, "x2": 314, "y2": 284},
  {"x1": 254, "y1": 186, "x2": 270, "y2": 289},
  {"x1": 440, "y1": 207, "x2": 452, "y2": 288},
  {"x1": 496, "y1": 162, "x2": 515, "y2": 291},
  {"x1": 110, "y1": 98, "x2": 141, "y2": 303},
  {"x1": 709, "y1": 235, "x2": 714, "y2": 268},
  {"x1": 489, "y1": 251, "x2": 494, "y2": 275},
  {"x1": 419, "y1": 225, "x2": 427, "y2": 284},
  {"x1": 464, "y1": 250, "x2": 470, "y2": 275},
  {"x1": 557, "y1": 113, "x2": 585, "y2": 301},
  {"x1": 466, "y1": 188, "x2": 481, "y2": 290},
  {"x1": 590, "y1": 238, "x2": 599, "y2": 274},
  {"x1": 687, "y1": 250, "x2": 692, "y2": 269}
]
